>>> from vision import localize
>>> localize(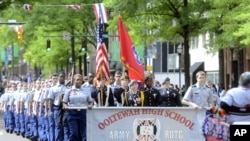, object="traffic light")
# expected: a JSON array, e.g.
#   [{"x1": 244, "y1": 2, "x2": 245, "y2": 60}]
[
  {"x1": 17, "y1": 26, "x2": 23, "y2": 41},
  {"x1": 81, "y1": 39, "x2": 86, "y2": 52},
  {"x1": 46, "y1": 39, "x2": 51, "y2": 52}
]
